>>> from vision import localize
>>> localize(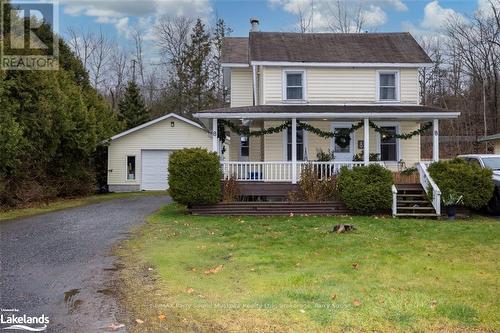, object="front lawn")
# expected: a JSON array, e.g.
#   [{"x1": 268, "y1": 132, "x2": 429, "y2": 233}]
[{"x1": 117, "y1": 204, "x2": 499, "y2": 332}]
